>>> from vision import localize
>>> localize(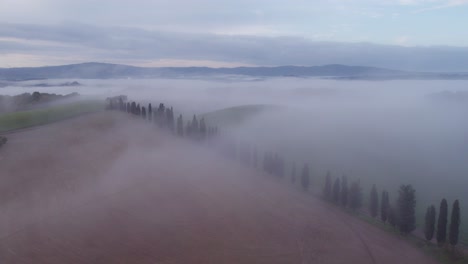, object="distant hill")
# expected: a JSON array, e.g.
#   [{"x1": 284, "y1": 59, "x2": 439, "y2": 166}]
[{"x1": 1, "y1": 62, "x2": 468, "y2": 80}]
